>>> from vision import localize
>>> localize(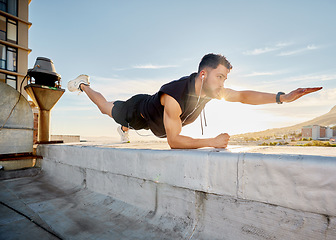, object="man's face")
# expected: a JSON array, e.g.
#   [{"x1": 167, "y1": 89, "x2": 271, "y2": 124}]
[{"x1": 202, "y1": 64, "x2": 230, "y2": 98}]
